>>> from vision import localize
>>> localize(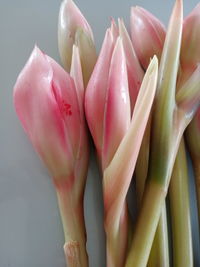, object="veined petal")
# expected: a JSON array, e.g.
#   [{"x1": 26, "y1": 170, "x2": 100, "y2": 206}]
[
  {"x1": 58, "y1": 0, "x2": 94, "y2": 71},
  {"x1": 85, "y1": 28, "x2": 116, "y2": 155},
  {"x1": 102, "y1": 37, "x2": 131, "y2": 169},
  {"x1": 14, "y1": 46, "x2": 81, "y2": 178},
  {"x1": 118, "y1": 18, "x2": 144, "y2": 111},
  {"x1": 130, "y1": 6, "x2": 166, "y2": 69}
]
